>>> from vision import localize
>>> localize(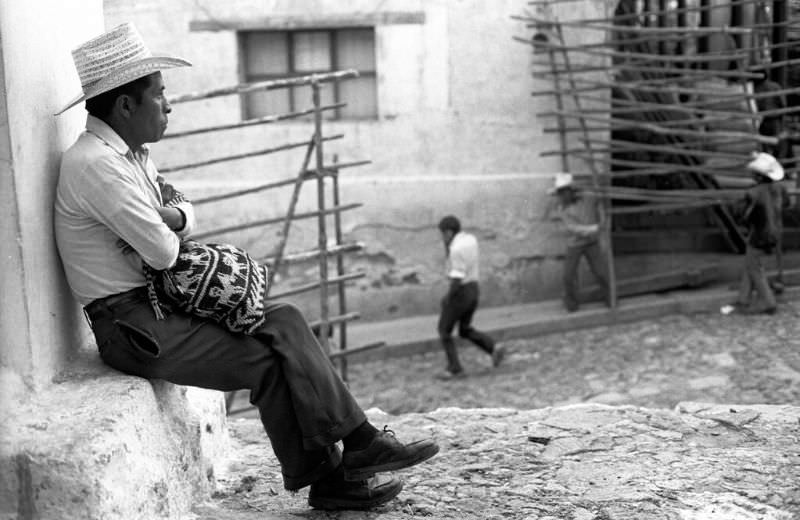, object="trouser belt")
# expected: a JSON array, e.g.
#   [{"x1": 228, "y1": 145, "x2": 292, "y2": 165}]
[{"x1": 84, "y1": 286, "x2": 148, "y2": 322}]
